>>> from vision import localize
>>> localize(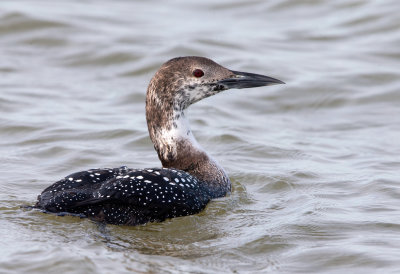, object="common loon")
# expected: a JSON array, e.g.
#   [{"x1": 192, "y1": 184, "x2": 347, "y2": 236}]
[{"x1": 35, "y1": 56, "x2": 284, "y2": 225}]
